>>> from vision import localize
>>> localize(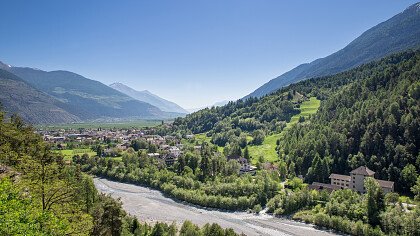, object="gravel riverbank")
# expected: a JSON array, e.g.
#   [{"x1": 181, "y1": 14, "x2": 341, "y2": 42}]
[{"x1": 94, "y1": 178, "x2": 337, "y2": 236}]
